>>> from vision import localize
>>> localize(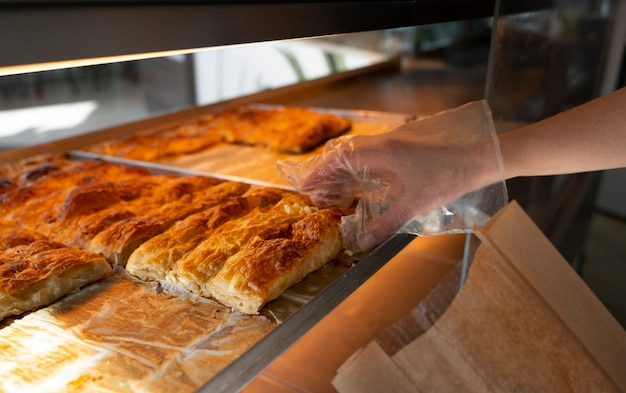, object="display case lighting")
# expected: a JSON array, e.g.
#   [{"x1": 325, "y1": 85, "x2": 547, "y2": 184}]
[{"x1": 0, "y1": 48, "x2": 205, "y2": 77}]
